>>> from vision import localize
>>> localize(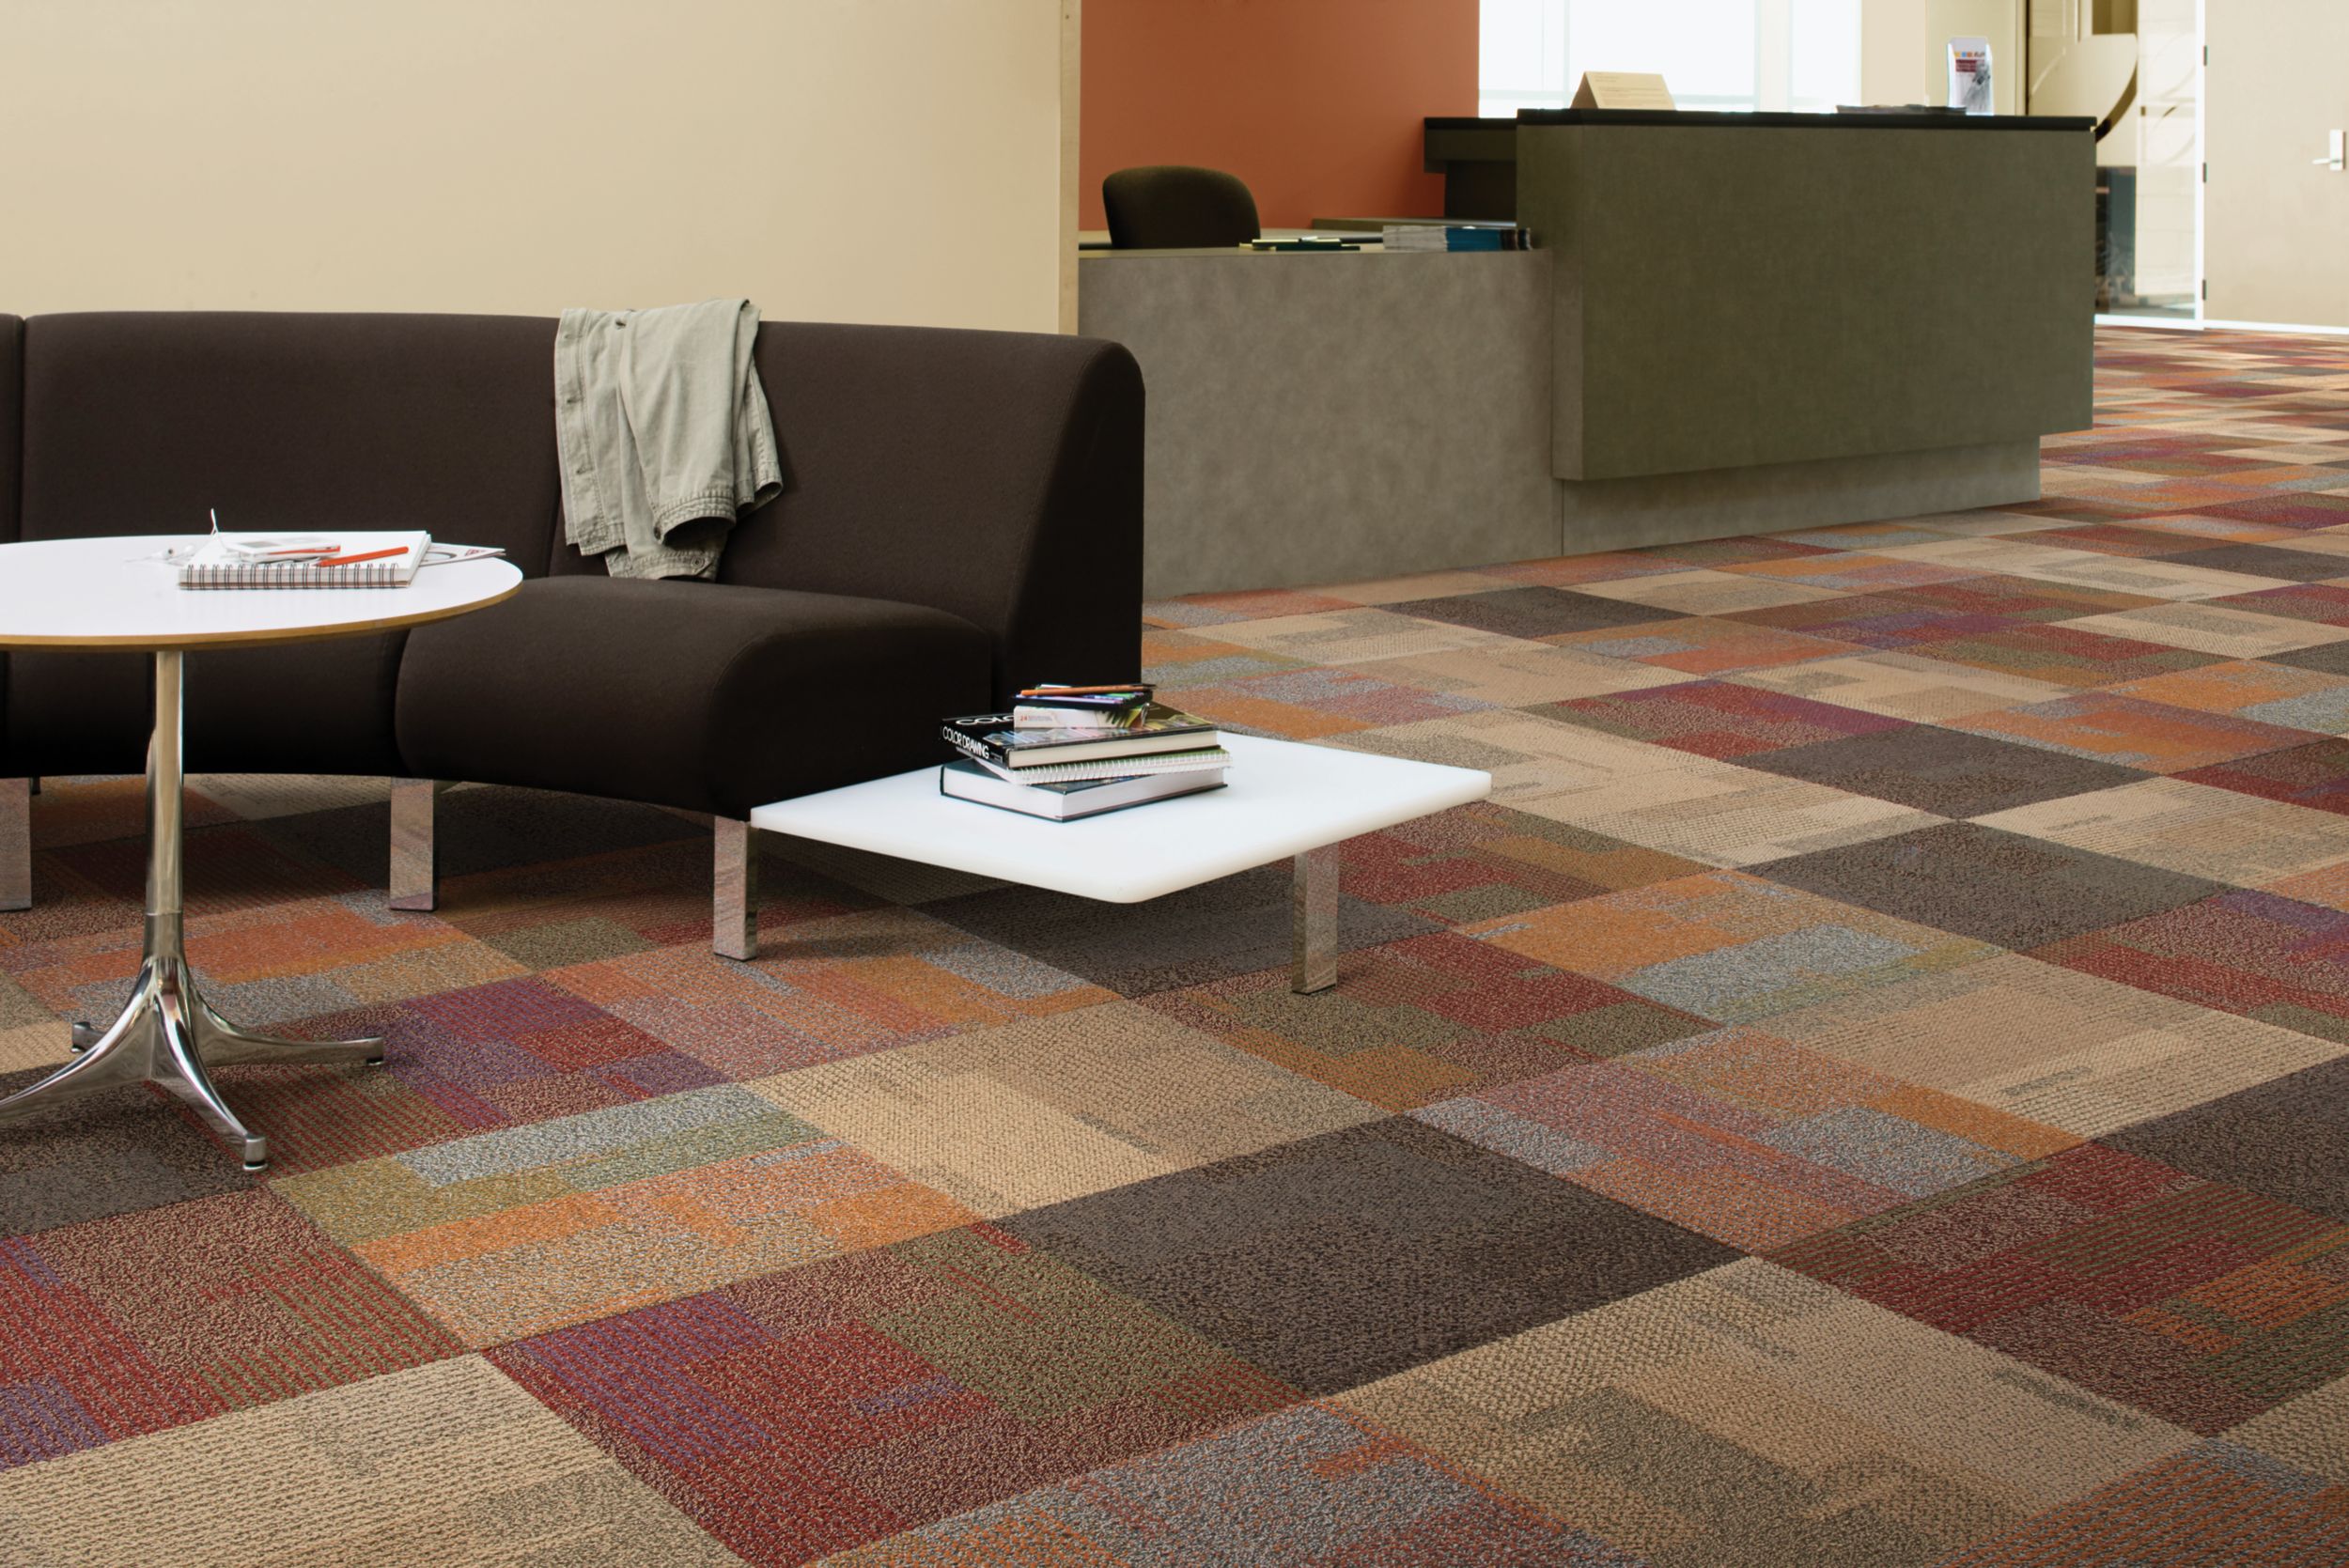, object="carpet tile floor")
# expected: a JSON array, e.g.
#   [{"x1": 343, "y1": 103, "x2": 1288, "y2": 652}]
[{"x1": 3, "y1": 327, "x2": 2348, "y2": 1563}]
